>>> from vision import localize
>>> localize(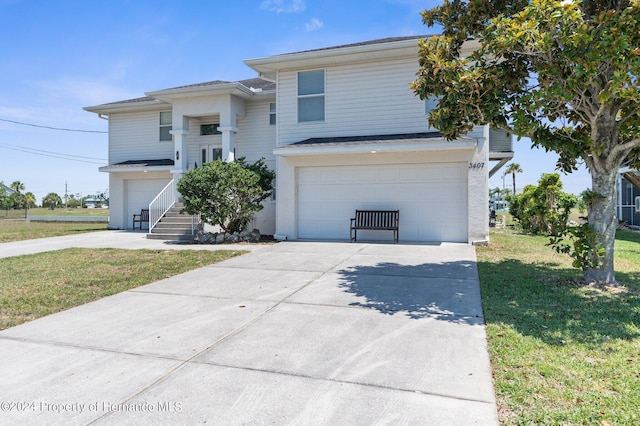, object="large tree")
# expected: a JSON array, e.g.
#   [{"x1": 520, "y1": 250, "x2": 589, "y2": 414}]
[{"x1": 412, "y1": 0, "x2": 640, "y2": 284}]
